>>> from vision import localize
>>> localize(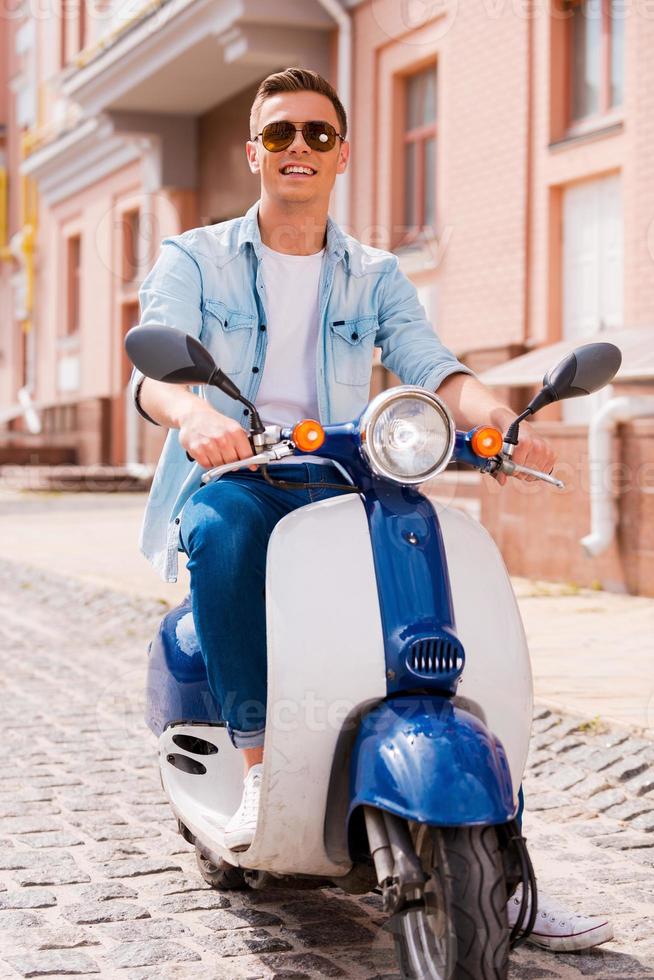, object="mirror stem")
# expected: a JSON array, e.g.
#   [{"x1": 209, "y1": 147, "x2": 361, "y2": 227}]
[
  {"x1": 504, "y1": 408, "x2": 533, "y2": 449},
  {"x1": 237, "y1": 396, "x2": 265, "y2": 437}
]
